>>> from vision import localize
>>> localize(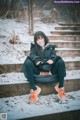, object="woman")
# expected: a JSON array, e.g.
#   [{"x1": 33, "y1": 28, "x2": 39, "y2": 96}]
[{"x1": 23, "y1": 31, "x2": 66, "y2": 103}]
